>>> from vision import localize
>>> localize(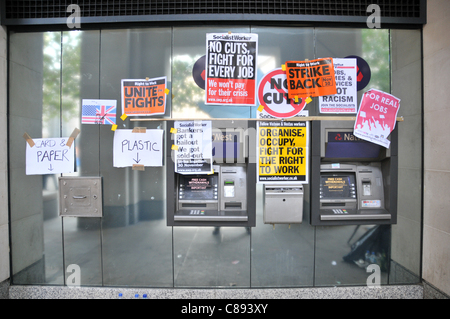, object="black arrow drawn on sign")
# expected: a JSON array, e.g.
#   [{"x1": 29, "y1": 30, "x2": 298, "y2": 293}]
[
  {"x1": 133, "y1": 153, "x2": 141, "y2": 164},
  {"x1": 48, "y1": 164, "x2": 54, "y2": 171}
]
